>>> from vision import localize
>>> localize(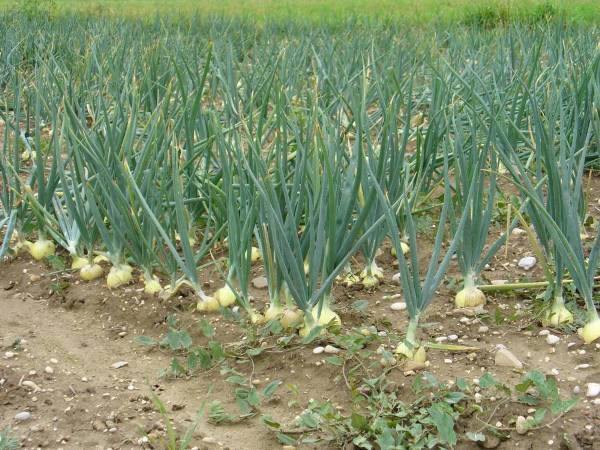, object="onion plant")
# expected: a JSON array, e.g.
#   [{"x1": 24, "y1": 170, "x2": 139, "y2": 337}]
[
  {"x1": 447, "y1": 110, "x2": 510, "y2": 308},
  {"x1": 247, "y1": 112, "x2": 385, "y2": 336},
  {"x1": 208, "y1": 120, "x2": 260, "y2": 320},
  {"x1": 373, "y1": 149, "x2": 473, "y2": 361}
]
